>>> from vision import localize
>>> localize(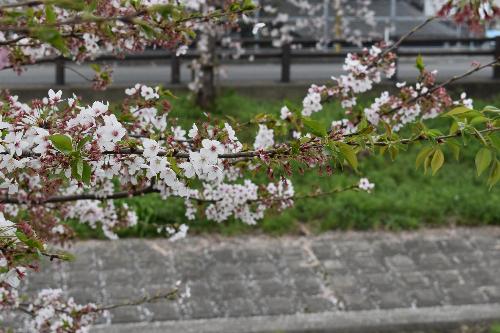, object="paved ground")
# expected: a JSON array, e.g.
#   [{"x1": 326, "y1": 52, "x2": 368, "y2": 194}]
[
  {"x1": 8, "y1": 227, "x2": 499, "y2": 332},
  {"x1": 0, "y1": 56, "x2": 495, "y2": 88}
]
